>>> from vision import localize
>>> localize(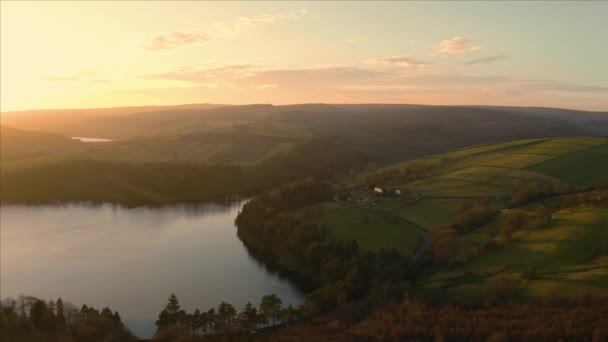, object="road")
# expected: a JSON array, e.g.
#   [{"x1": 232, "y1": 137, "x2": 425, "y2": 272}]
[{"x1": 334, "y1": 191, "x2": 430, "y2": 266}]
